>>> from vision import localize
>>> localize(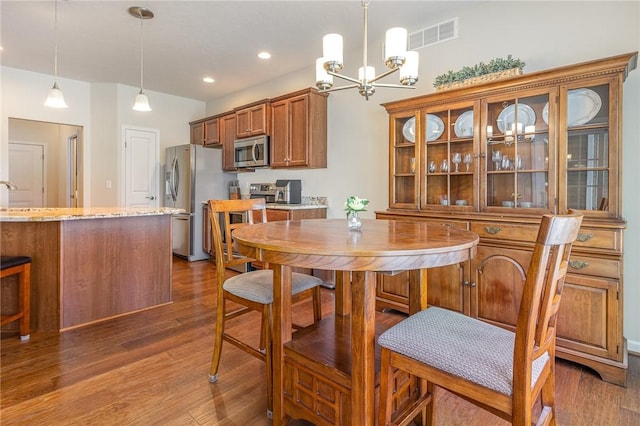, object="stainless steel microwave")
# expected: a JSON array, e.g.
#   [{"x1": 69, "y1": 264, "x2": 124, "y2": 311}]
[{"x1": 234, "y1": 135, "x2": 269, "y2": 168}]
